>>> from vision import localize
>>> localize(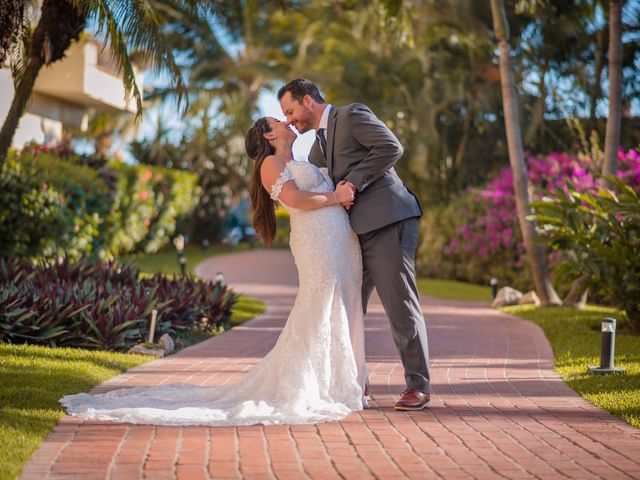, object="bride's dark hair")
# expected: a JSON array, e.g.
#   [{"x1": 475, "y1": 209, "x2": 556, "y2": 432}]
[{"x1": 245, "y1": 118, "x2": 276, "y2": 245}]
